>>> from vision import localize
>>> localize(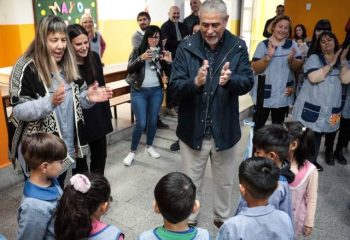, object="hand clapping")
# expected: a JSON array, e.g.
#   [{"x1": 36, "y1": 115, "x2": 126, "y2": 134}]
[
  {"x1": 195, "y1": 60, "x2": 209, "y2": 87},
  {"x1": 219, "y1": 62, "x2": 231, "y2": 86},
  {"x1": 87, "y1": 81, "x2": 113, "y2": 103},
  {"x1": 52, "y1": 83, "x2": 65, "y2": 106}
]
